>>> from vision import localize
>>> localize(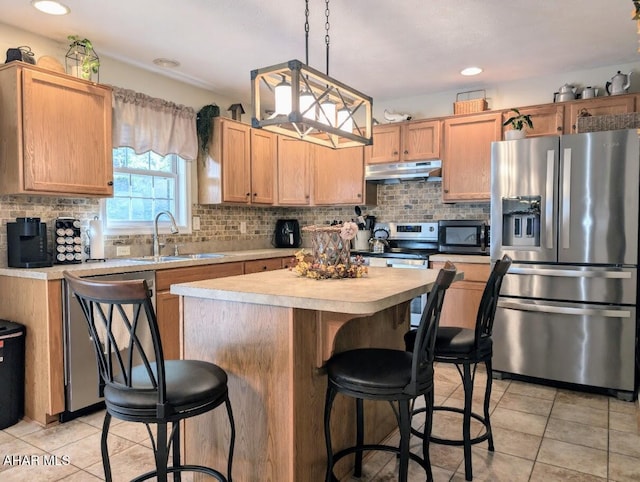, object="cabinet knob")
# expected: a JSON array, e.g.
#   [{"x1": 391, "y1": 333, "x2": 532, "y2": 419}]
[
  {"x1": 393, "y1": 151, "x2": 399, "y2": 155},
  {"x1": 253, "y1": 193, "x2": 258, "y2": 197},
  {"x1": 444, "y1": 189, "x2": 449, "y2": 193},
  {"x1": 107, "y1": 181, "x2": 113, "y2": 186},
  {"x1": 246, "y1": 192, "x2": 251, "y2": 197},
  {"x1": 404, "y1": 150, "x2": 409, "y2": 155},
  {"x1": 557, "y1": 127, "x2": 562, "y2": 131},
  {"x1": 357, "y1": 193, "x2": 362, "y2": 198}
]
